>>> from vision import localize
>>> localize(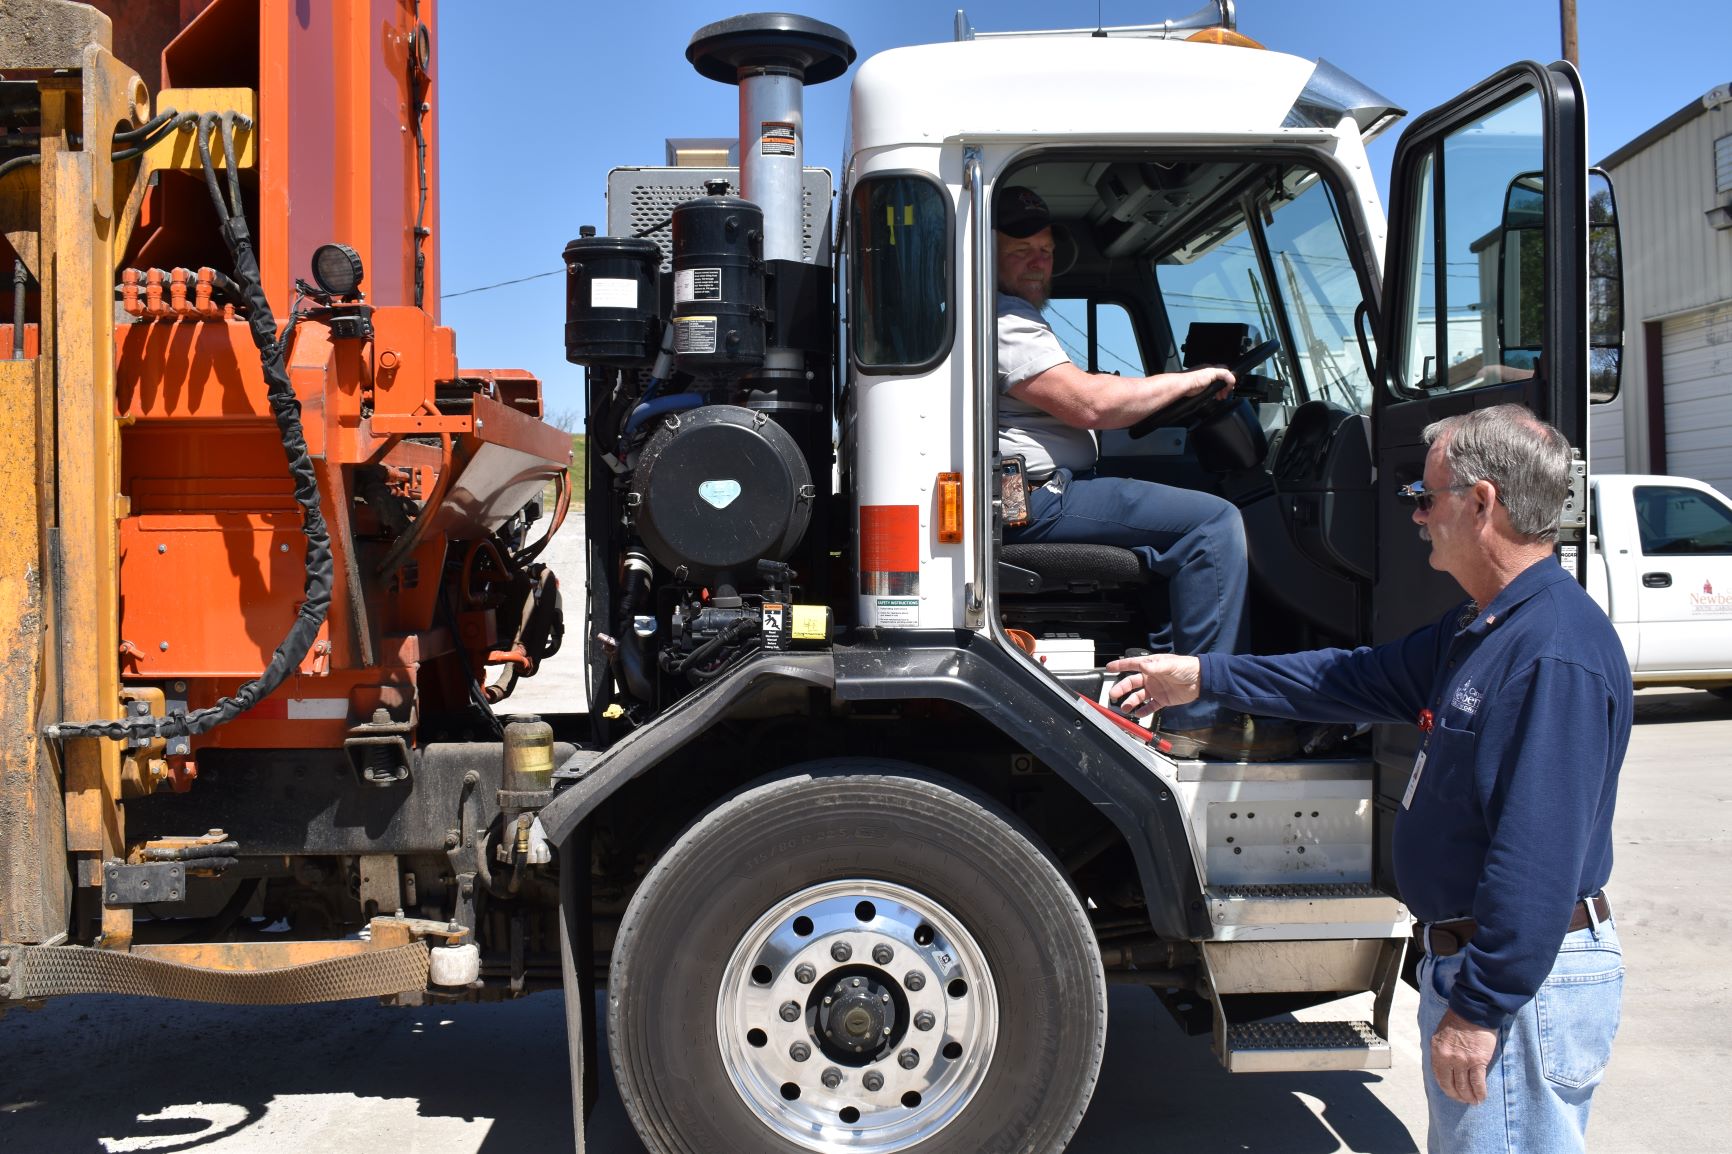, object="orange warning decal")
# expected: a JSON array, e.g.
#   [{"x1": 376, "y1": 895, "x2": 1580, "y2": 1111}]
[{"x1": 860, "y1": 505, "x2": 920, "y2": 596}]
